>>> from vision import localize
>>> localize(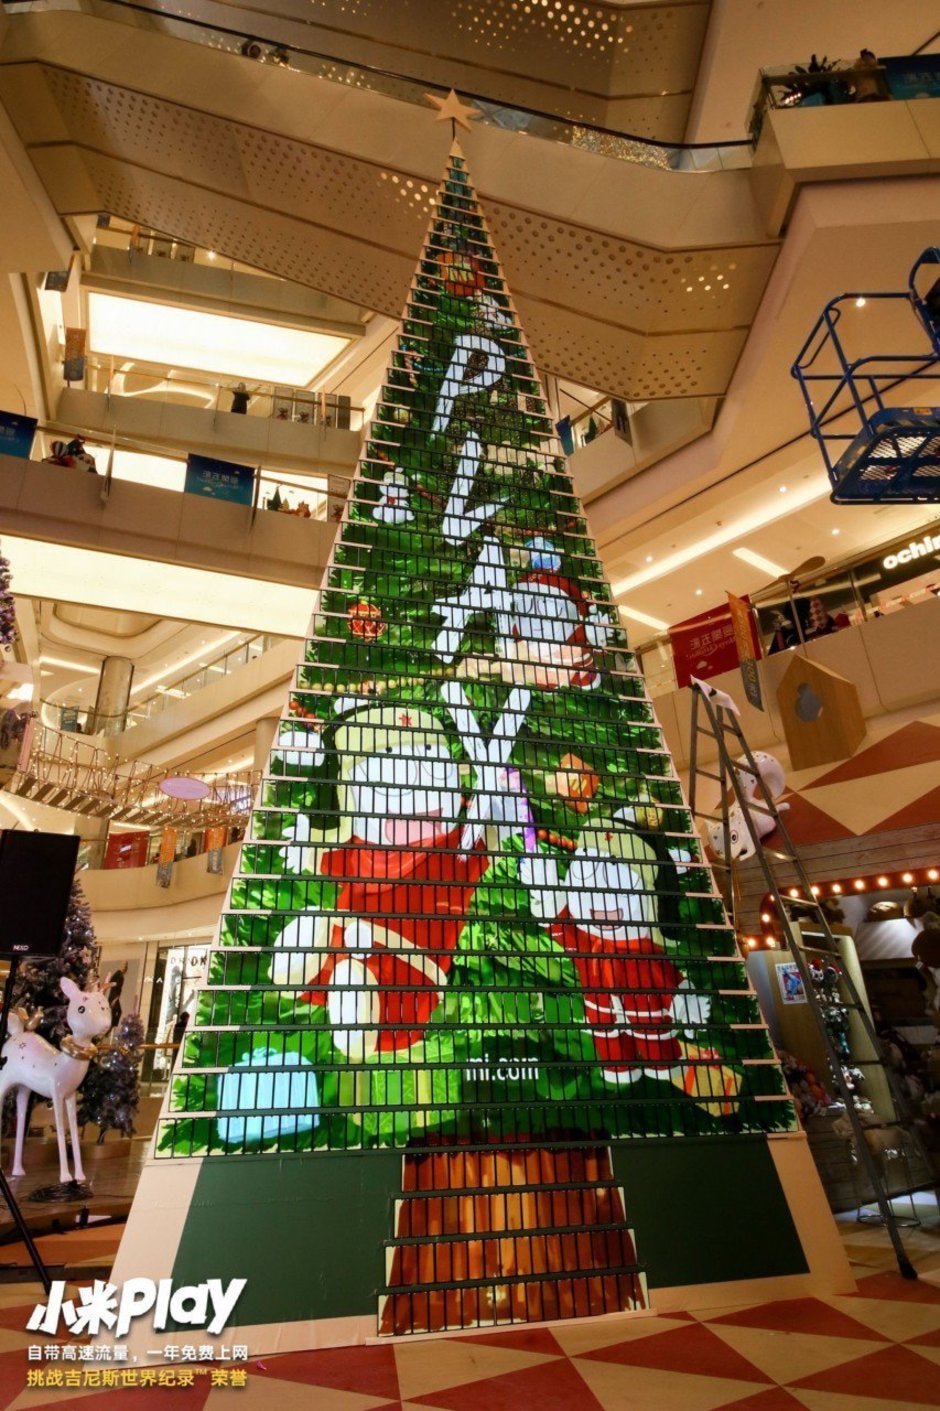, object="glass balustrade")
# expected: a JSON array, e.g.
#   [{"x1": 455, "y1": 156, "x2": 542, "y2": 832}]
[
  {"x1": 41, "y1": 631, "x2": 285, "y2": 733},
  {"x1": 6, "y1": 0, "x2": 752, "y2": 172}
]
